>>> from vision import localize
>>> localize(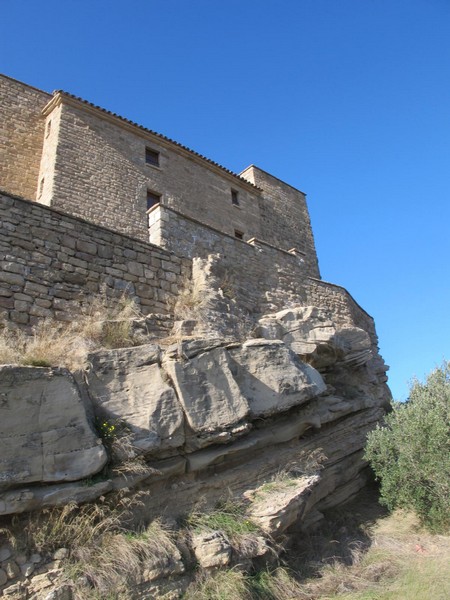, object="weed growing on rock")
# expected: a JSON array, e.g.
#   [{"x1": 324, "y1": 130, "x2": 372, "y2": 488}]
[
  {"x1": 187, "y1": 499, "x2": 260, "y2": 540},
  {"x1": 0, "y1": 291, "x2": 143, "y2": 371}
]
